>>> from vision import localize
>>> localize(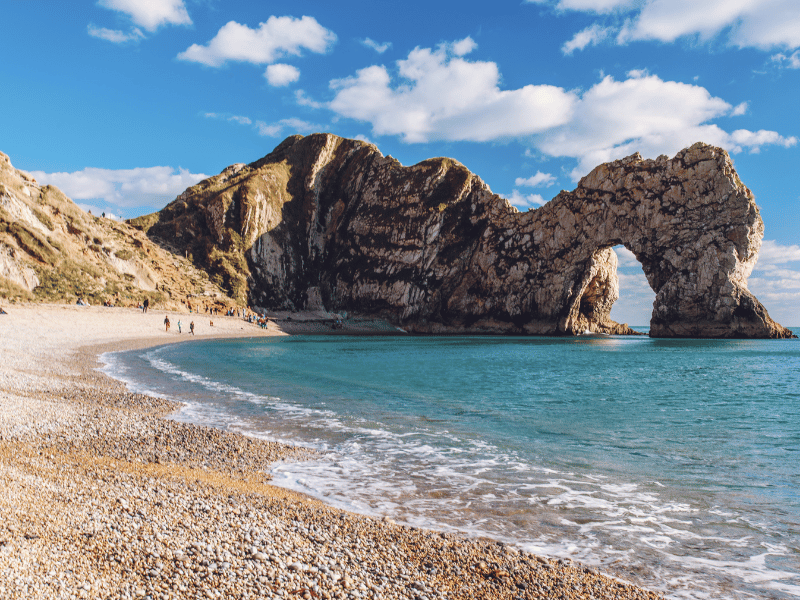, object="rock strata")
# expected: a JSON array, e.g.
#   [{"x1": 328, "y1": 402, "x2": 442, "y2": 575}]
[{"x1": 139, "y1": 135, "x2": 791, "y2": 338}]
